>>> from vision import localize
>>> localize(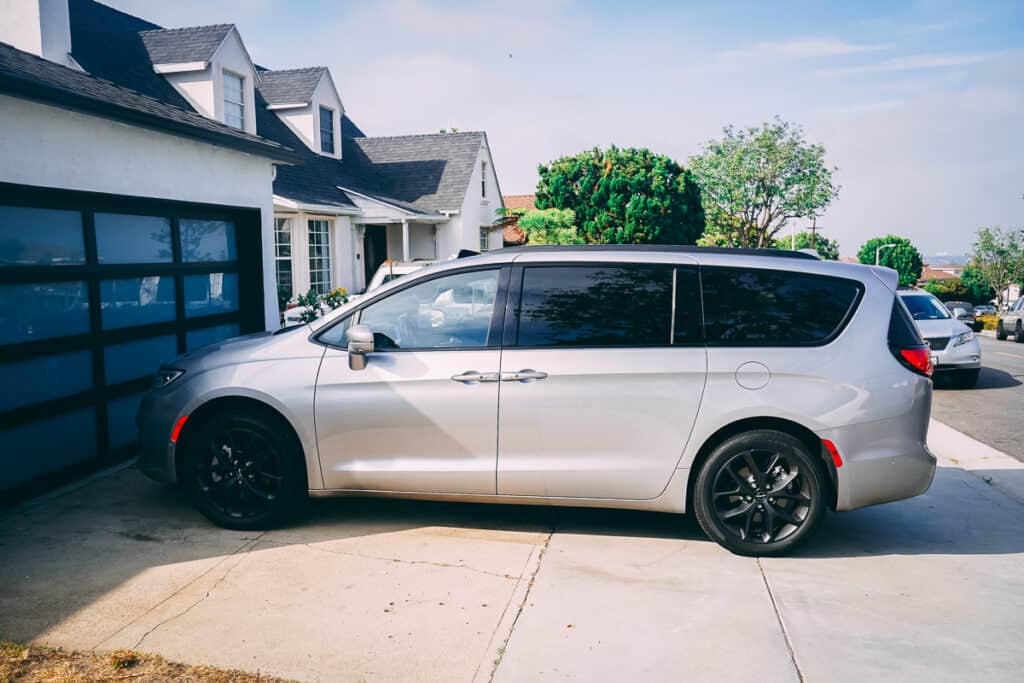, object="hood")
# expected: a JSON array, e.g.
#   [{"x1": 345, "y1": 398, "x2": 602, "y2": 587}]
[
  {"x1": 914, "y1": 317, "x2": 971, "y2": 339},
  {"x1": 172, "y1": 325, "x2": 314, "y2": 372}
]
